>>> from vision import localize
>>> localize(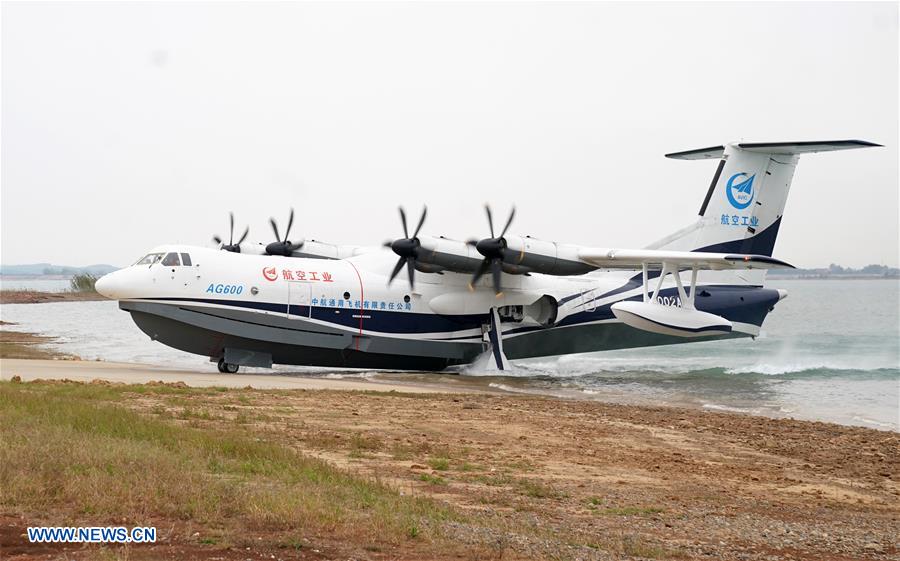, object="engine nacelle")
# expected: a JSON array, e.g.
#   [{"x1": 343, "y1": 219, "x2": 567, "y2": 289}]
[
  {"x1": 245, "y1": 241, "x2": 367, "y2": 259},
  {"x1": 292, "y1": 240, "x2": 368, "y2": 260},
  {"x1": 416, "y1": 236, "x2": 483, "y2": 273},
  {"x1": 416, "y1": 235, "x2": 597, "y2": 276},
  {"x1": 611, "y1": 301, "x2": 732, "y2": 338},
  {"x1": 502, "y1": 236, "x2": 597, "y2": 276}
]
